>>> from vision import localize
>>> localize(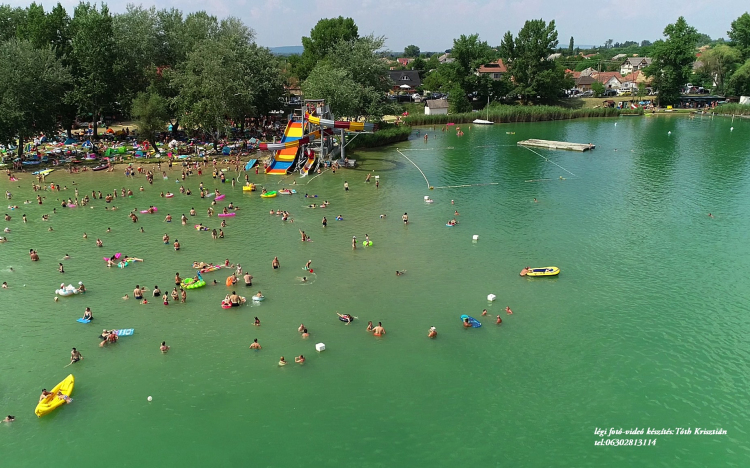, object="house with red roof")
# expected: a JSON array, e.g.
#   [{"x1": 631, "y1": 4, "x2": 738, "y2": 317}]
[{"x1": 476, "y1": 59, "x2": 507, "y2": 80}]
